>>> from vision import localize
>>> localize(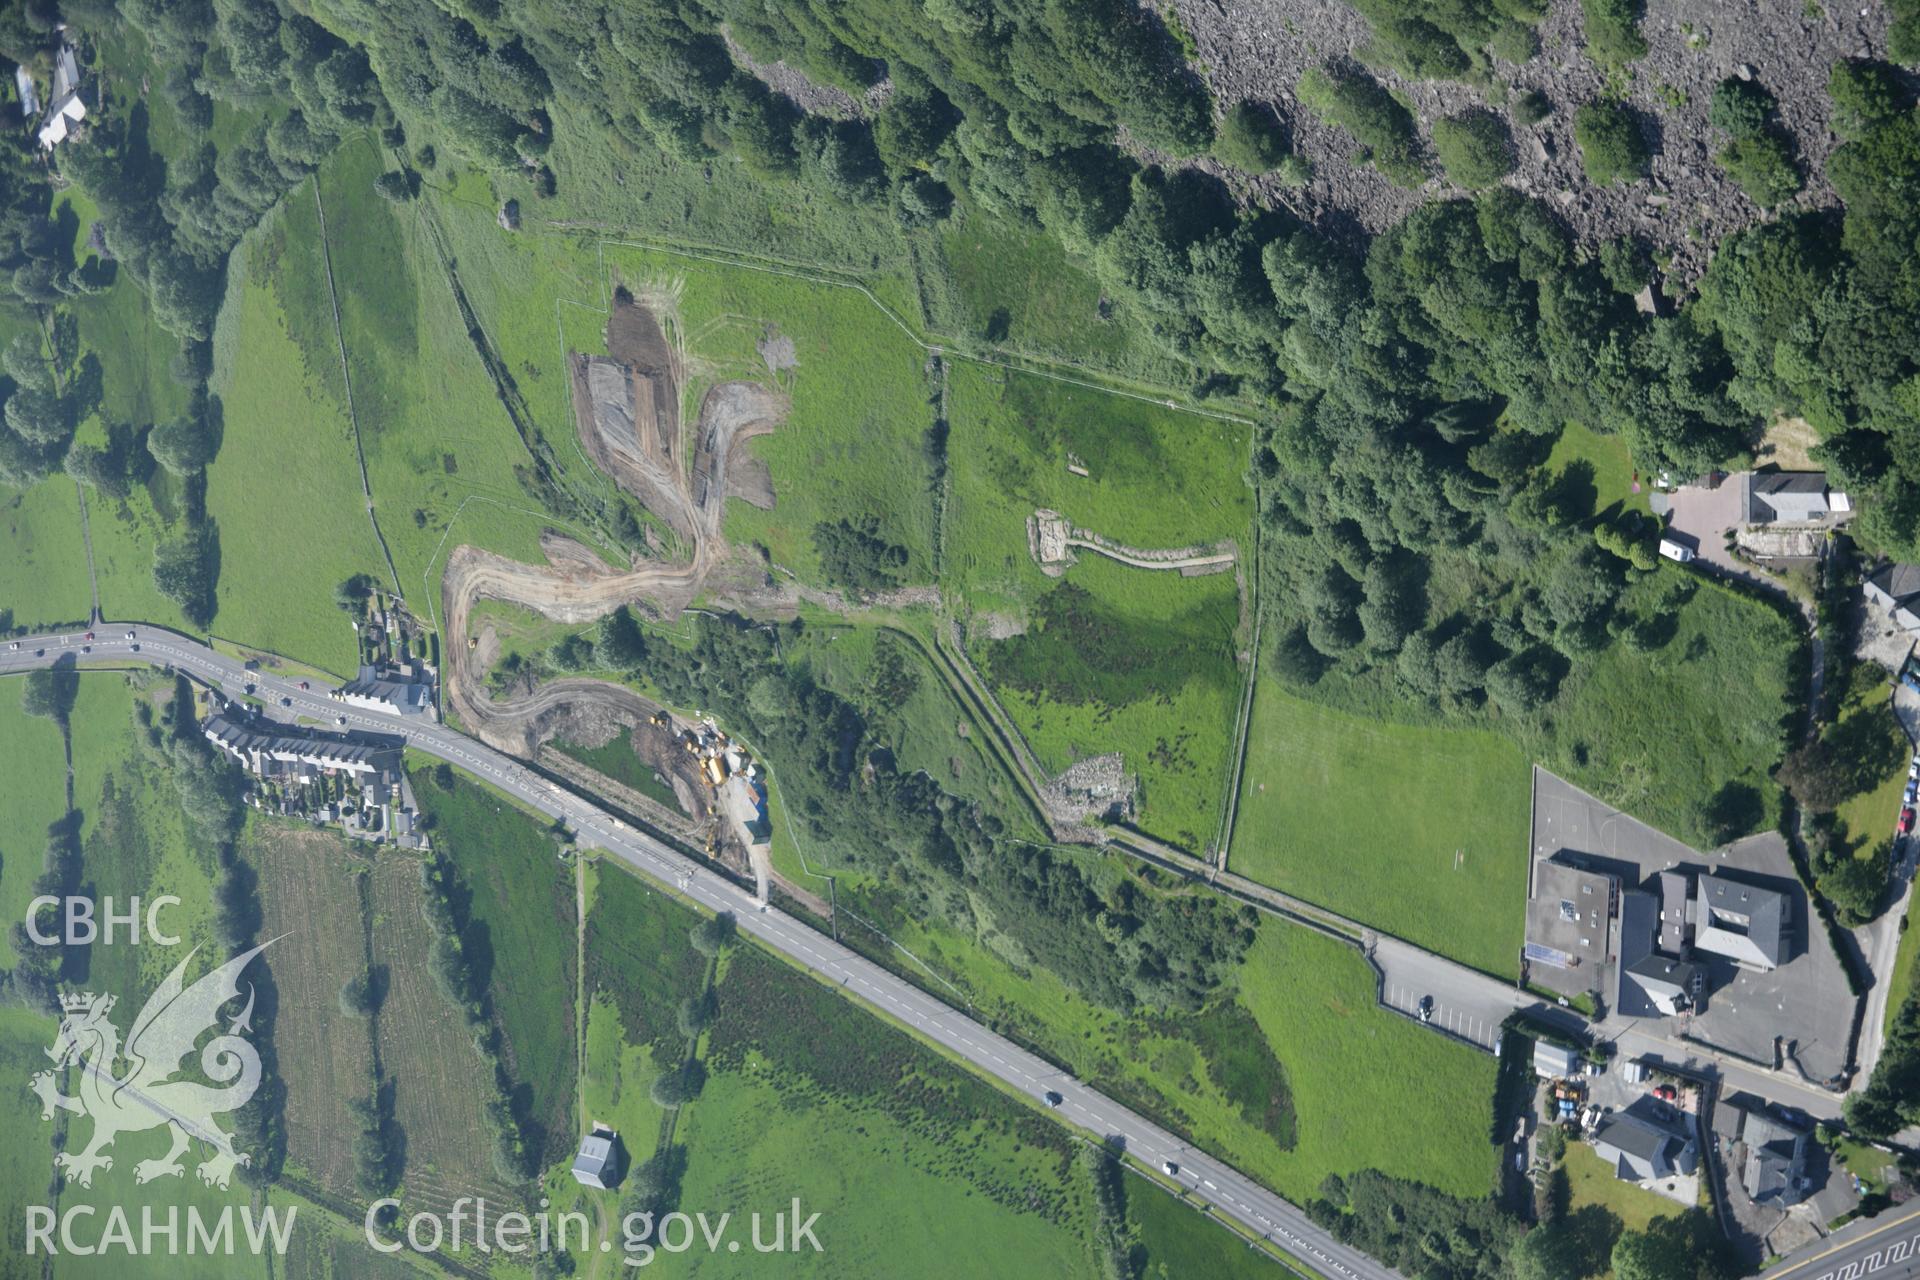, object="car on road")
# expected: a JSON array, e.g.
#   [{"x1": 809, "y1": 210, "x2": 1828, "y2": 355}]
[
  {"x1": 83, "y1": 631, "x2": 93, "y2": 641},
  {"x1": 1417, "y1": 995, "x2": 1434, "y2": 1022},
  {"x1": 336, "y1": 715, "x2": 348, "y2": 726},
  {"x1": 1043, "y1": 1091, "x2": 1063, "y2": 1109},
  {"x1": 1903, "y1": 808, "x2": 1916, "y2": 835},
  {"x1": 298, "y1": 681, "x2": 309, "y2": 690},
  {"x1": 1161, "y1": 1161, "x2": 1179, "y2": 1177},
  {"x1": 124, "y1": 631, "x2": 135, "y2": 640},
  {"x1": 7, "y1": 642, "x2": 16, "y2": 651},
  {"x1": 280, "y1": 697, "x2": 292, "y2": 707},
  {"x1": 1909, "y1": 759, "x2": 1918, "y2": 781},
  {"x1": 80, "y1": 645, "x2": 90, "y2": 653},
  {"x1": 34, "y1": 649, "x2": 43, "y2": 657}
]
